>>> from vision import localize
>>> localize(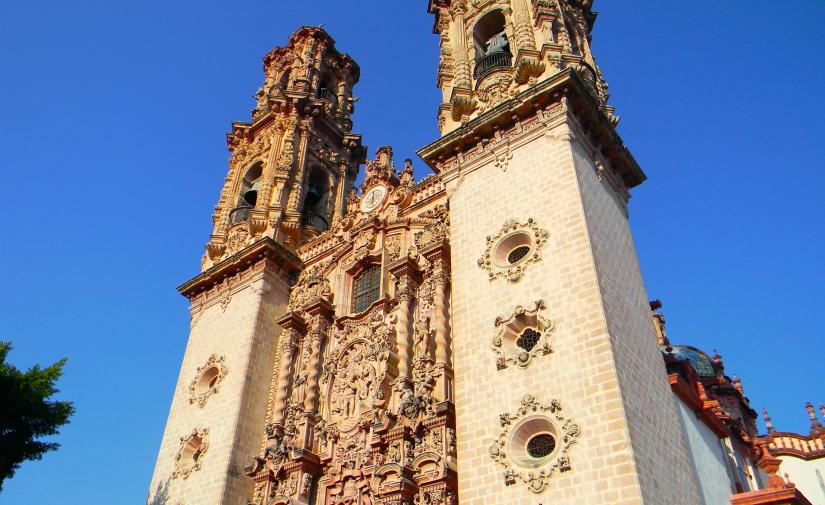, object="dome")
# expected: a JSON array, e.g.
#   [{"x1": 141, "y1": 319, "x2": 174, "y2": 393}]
[{"x1": 665, "y1": 346, "x2": 717, "y2": 378}]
